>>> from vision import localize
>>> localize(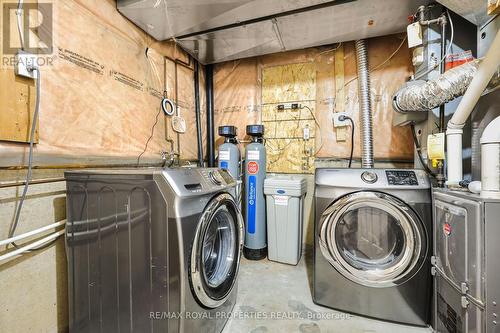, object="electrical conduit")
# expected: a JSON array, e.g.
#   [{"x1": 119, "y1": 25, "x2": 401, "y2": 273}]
[
  {"x1": 0, "y1": 220, "x2": 66, "y2": 247},
  {"x1": 0, "y1": 230, "x2": 65, "y2": 263}
]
